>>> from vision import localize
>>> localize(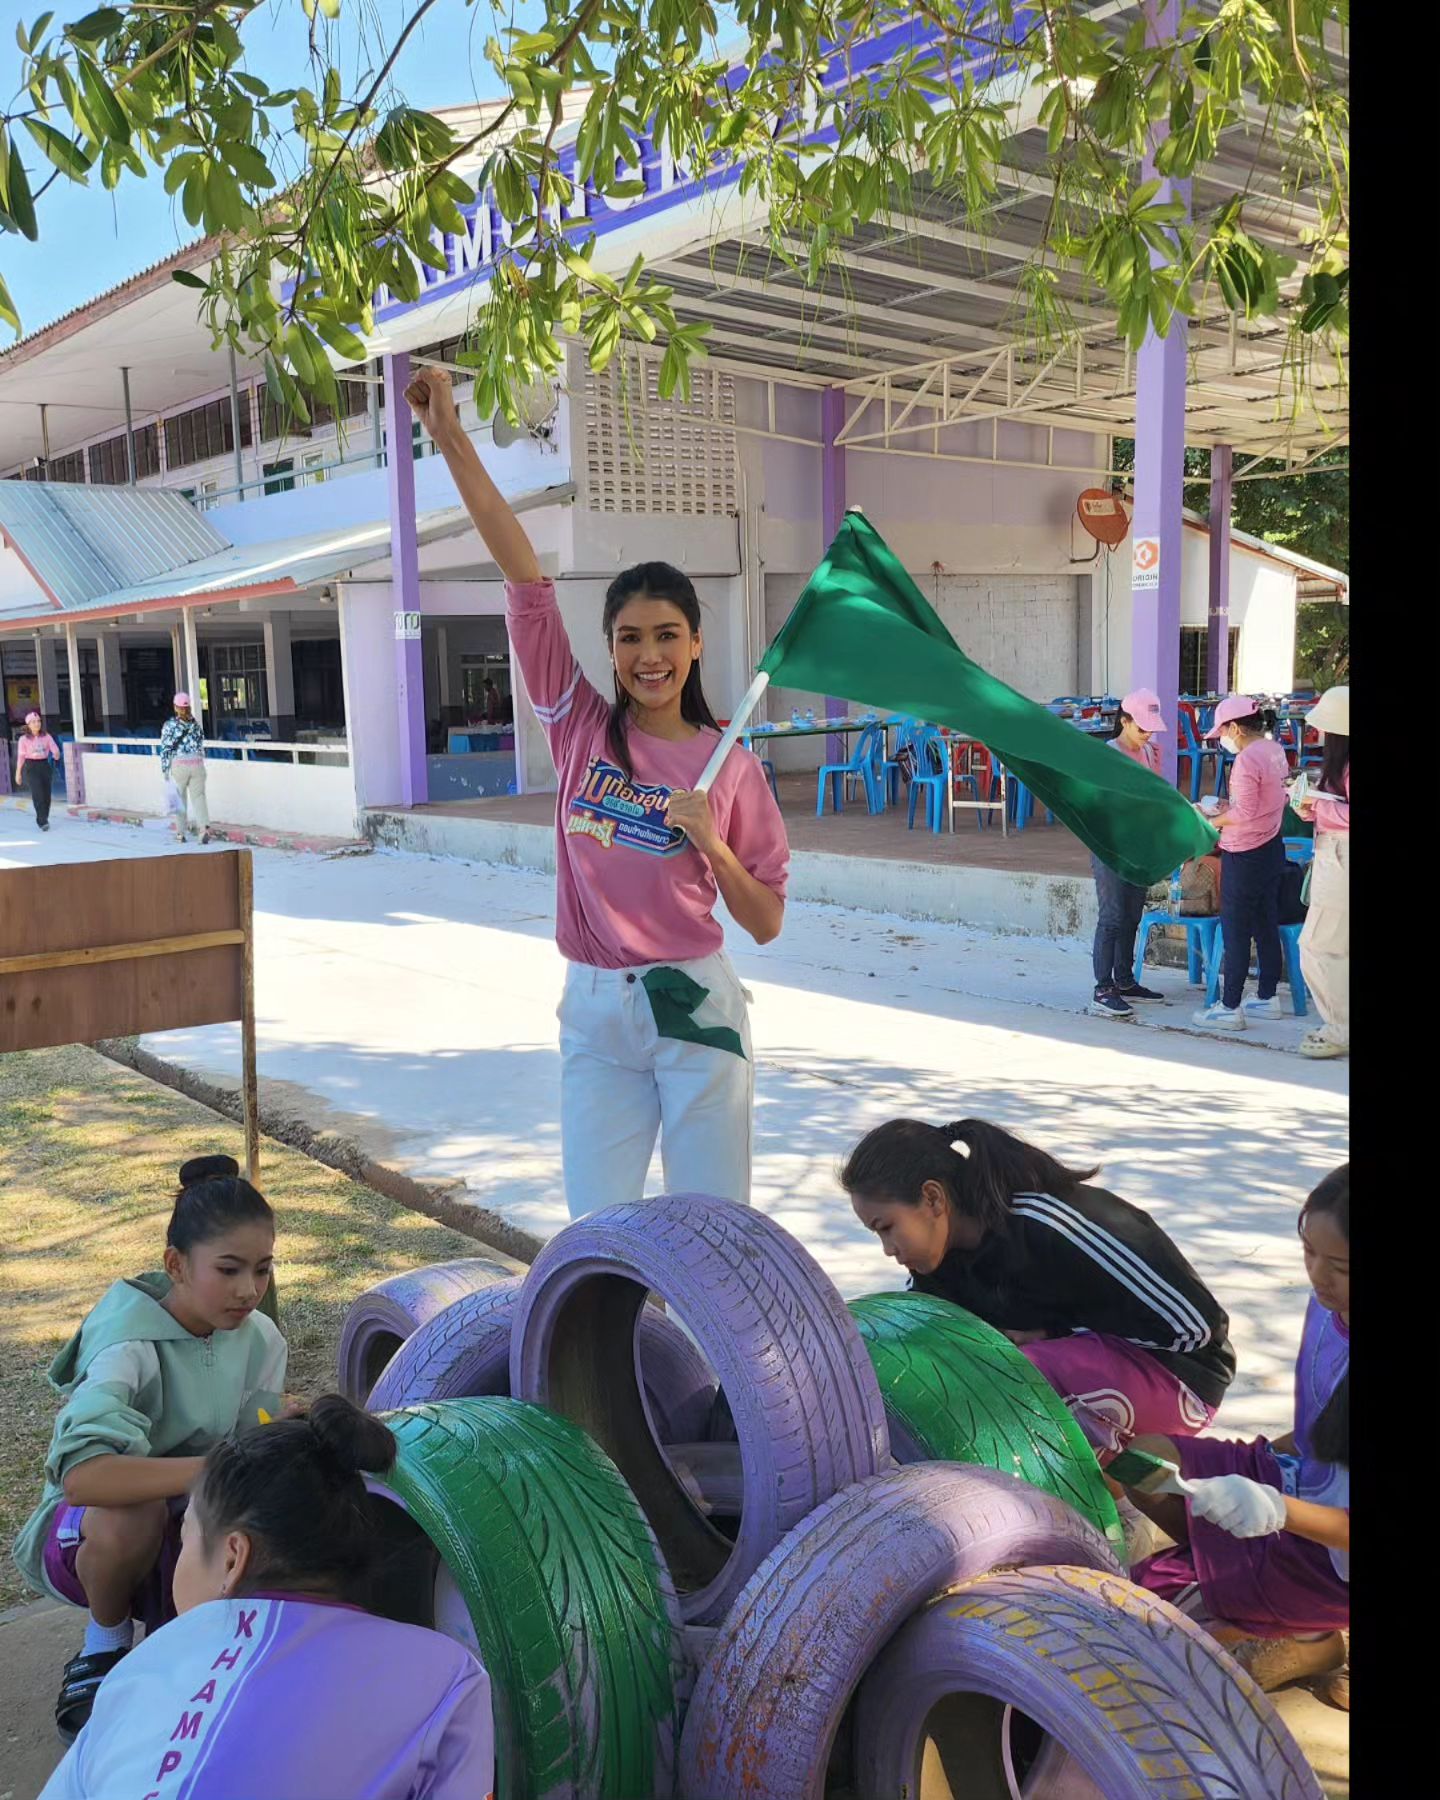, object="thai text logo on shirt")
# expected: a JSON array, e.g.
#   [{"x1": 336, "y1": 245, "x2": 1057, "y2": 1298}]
[{"x1": 566, "y1": 757, "x2": 686, "y2": 857}]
